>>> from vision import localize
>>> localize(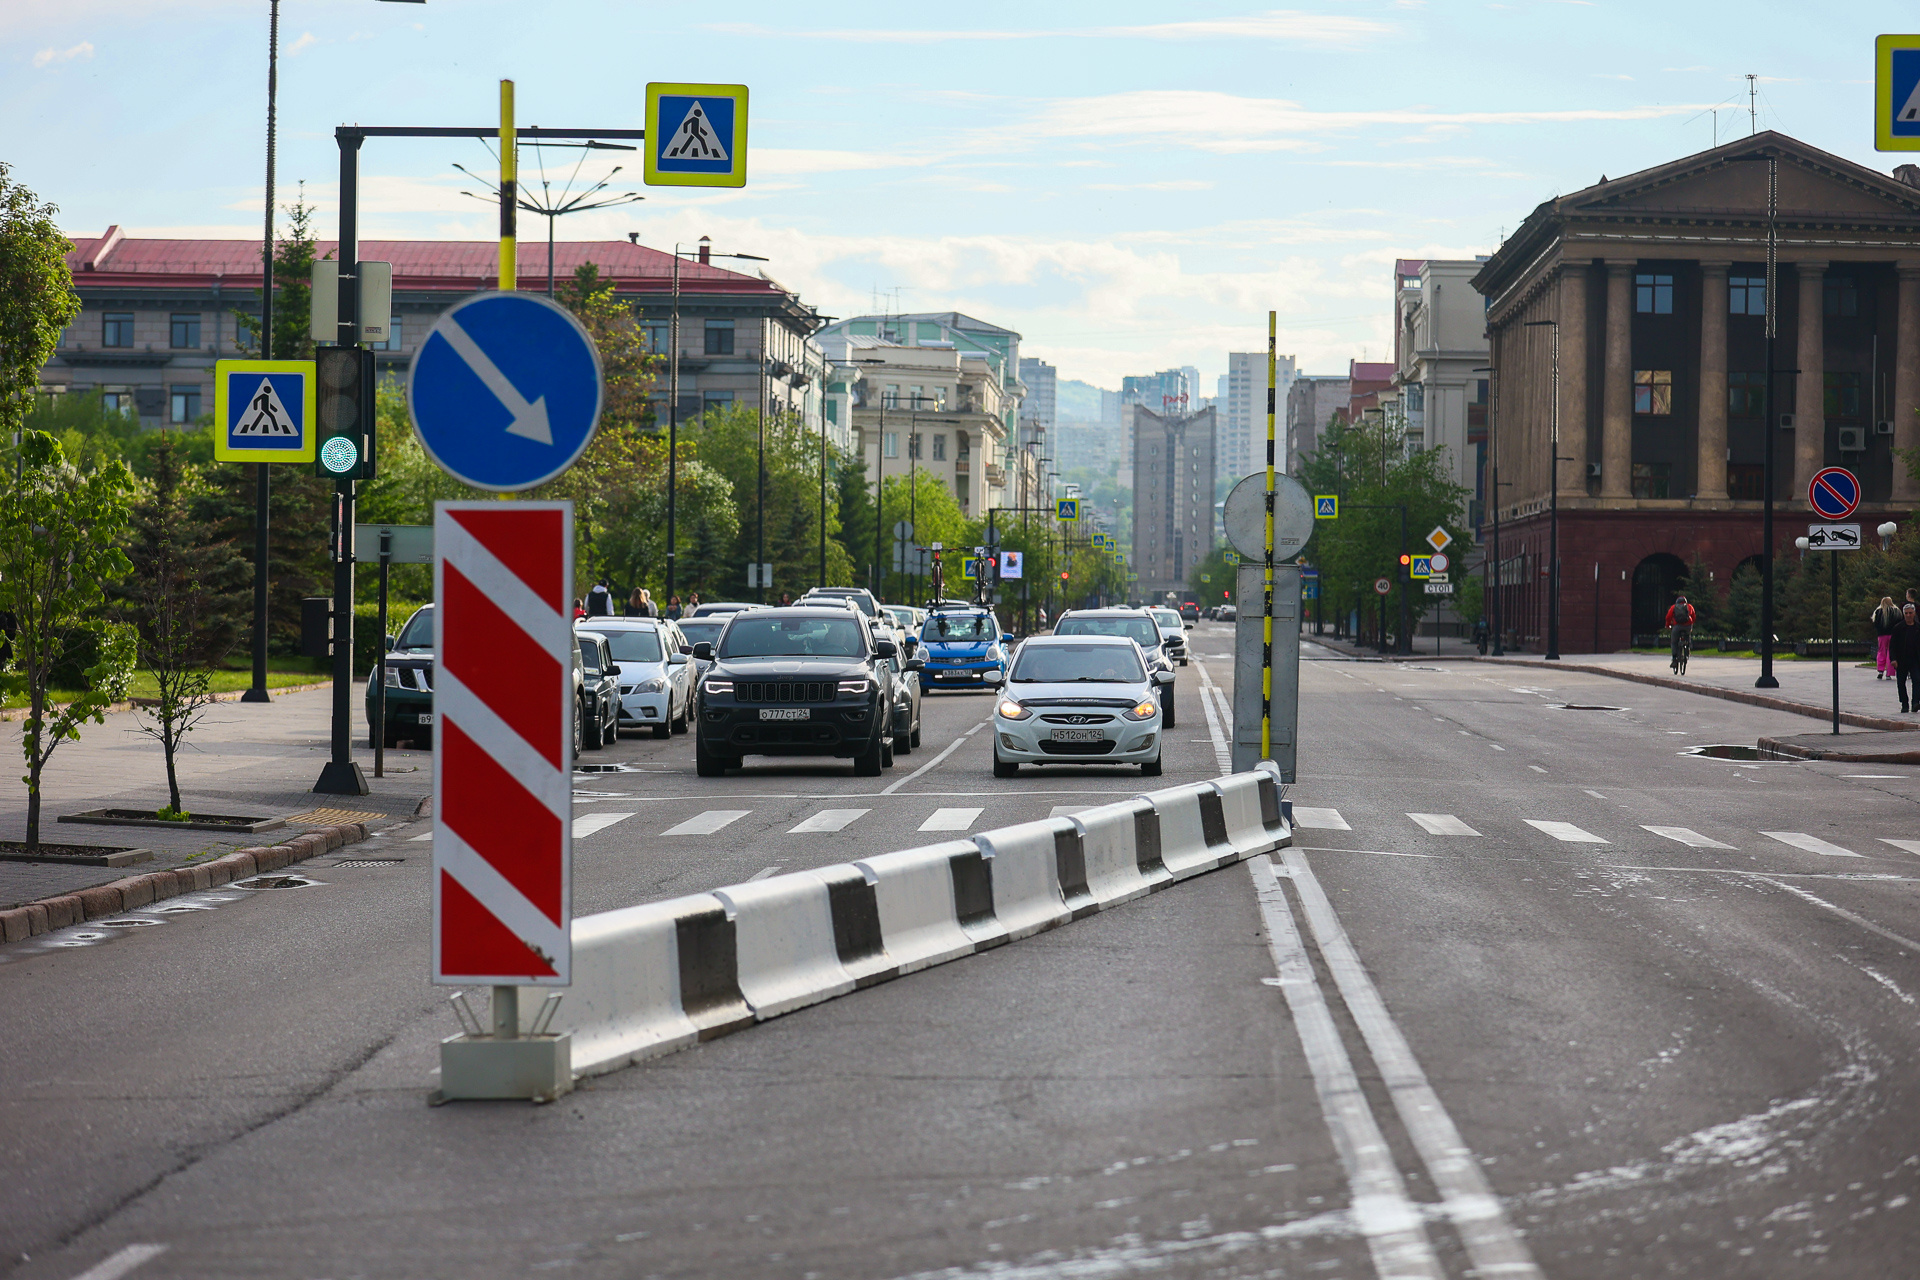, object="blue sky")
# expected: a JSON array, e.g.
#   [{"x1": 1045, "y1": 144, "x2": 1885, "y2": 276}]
[{"x1": 3, "y1": 2, "x2": 1909, "y2": 391}]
